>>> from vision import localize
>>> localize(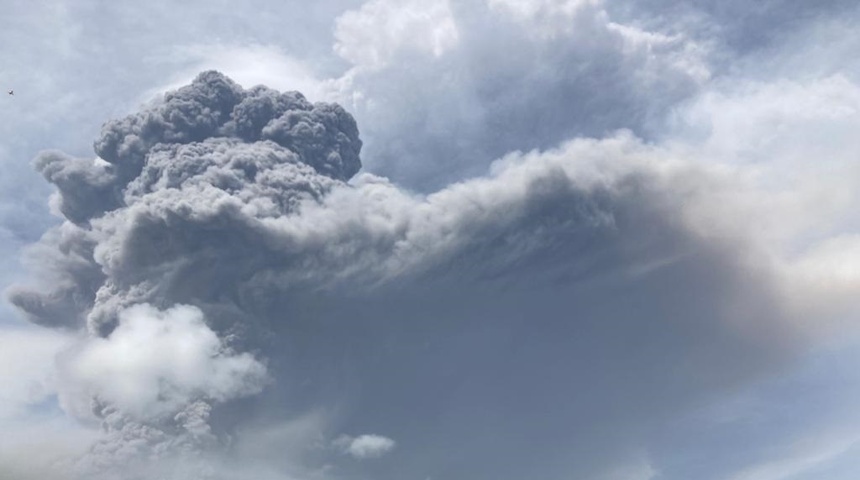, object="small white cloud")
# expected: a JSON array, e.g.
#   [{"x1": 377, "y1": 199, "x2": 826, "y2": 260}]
[
  {"x1": 334, "y1": 433, "x2": 397, "y2": 459},
  {"x1": 58, "y1": 303, "x2": 268, "y2": 420}
]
